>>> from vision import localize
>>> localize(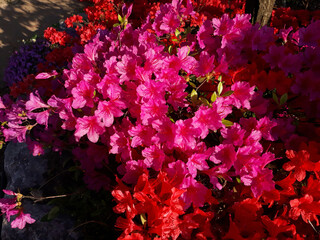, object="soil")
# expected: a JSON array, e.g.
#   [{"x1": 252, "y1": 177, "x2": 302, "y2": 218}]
[{"x1": 0, "y1": 0, "x2": 88, "y2": 88}]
